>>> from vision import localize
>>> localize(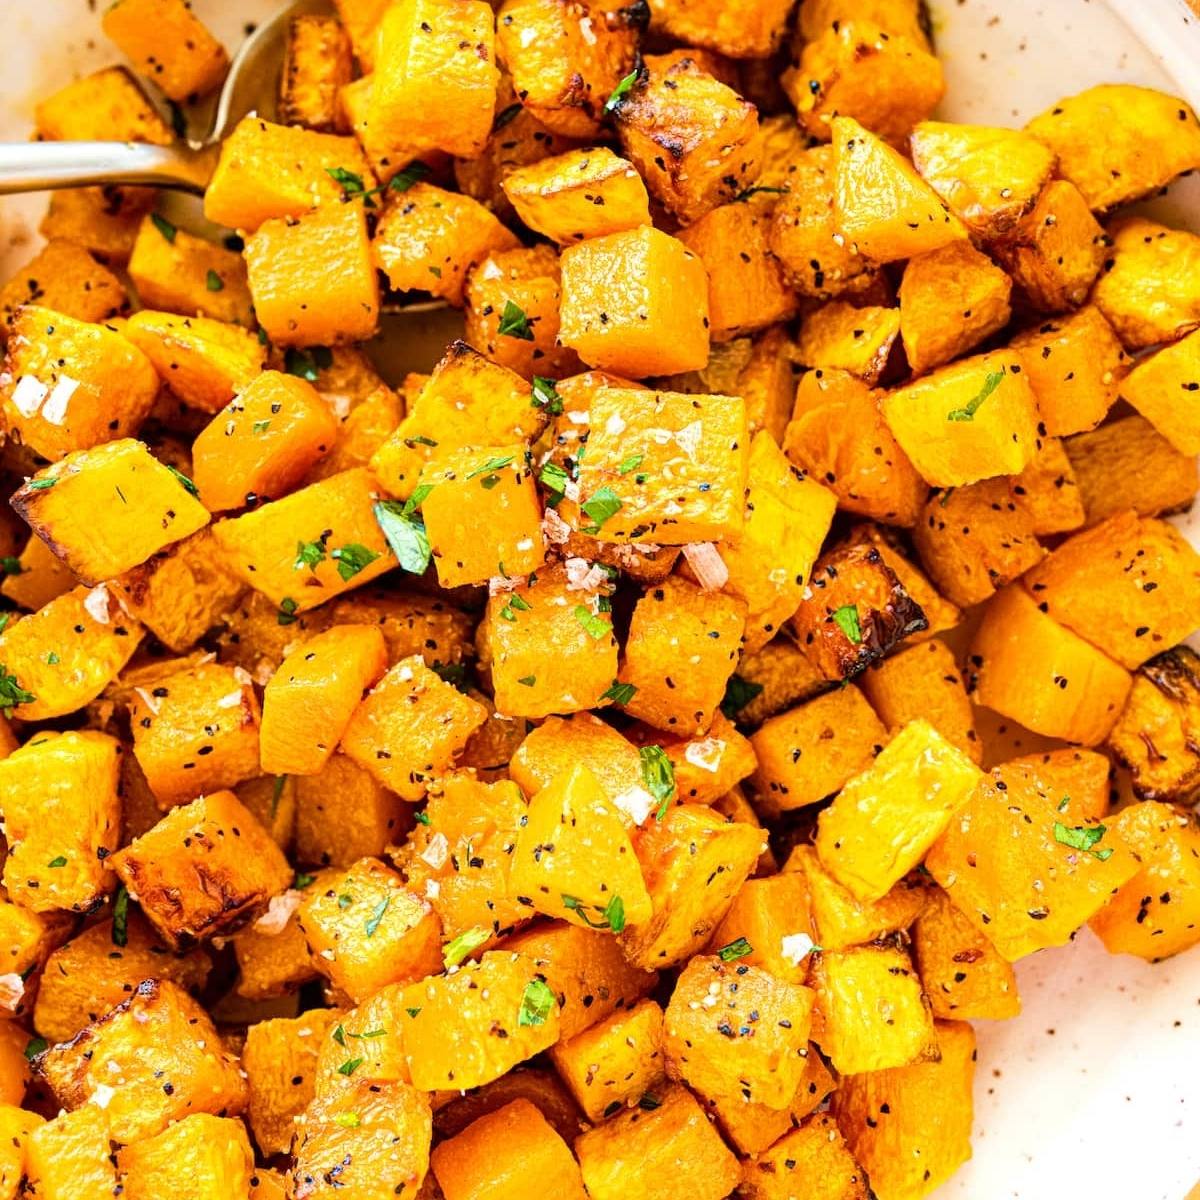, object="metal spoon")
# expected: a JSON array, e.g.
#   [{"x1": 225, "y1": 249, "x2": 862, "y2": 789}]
[{"x1": 0, "y1": 0, "x2": 326, "y2": 196}]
